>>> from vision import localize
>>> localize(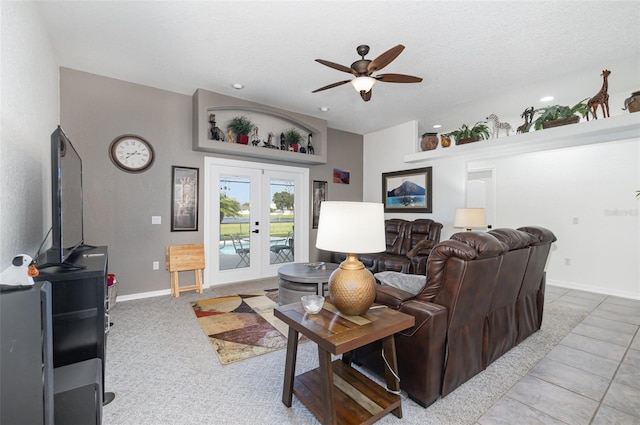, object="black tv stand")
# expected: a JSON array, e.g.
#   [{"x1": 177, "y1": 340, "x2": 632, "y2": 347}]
[
  {"x1": 38, "y1": 261, "x2": 87, "y2": 271},
  {"x1": 35, "y1": 246, "x2": 112, "y2": 419}
]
